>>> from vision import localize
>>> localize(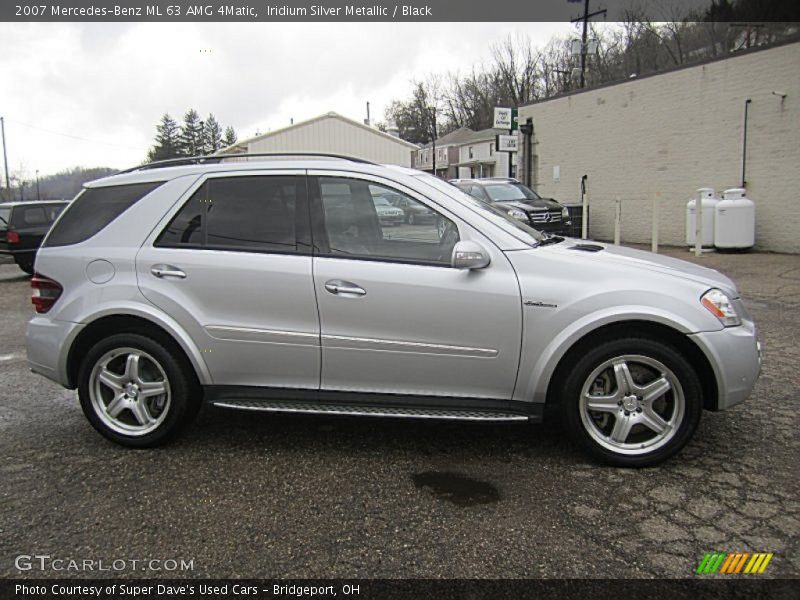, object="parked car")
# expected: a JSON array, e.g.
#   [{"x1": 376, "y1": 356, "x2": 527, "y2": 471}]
[
  {"x1": 26, "y1": 155, "x2": 761, "y2": 466},
  {"x1": 372, "y1": 195, "x2": 405, "y2": 226},
  {"x1": 386, "y1": 191, "x2": 437, "y2": 225},
  {"x1": 451, "y1": 178, "x2": 571, "y2": 236},
  {"x1": 0, "y1": 200, "x2": 69, "y2": 274}
]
